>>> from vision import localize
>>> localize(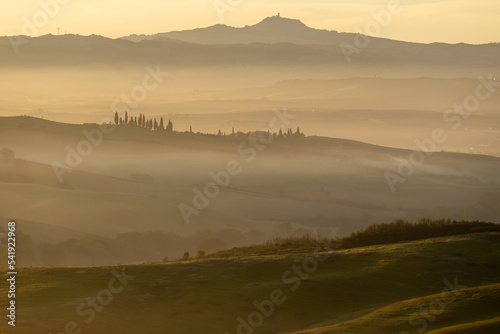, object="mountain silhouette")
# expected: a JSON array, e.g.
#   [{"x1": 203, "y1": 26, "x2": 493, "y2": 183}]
[
  {"x1": 122, "y1": 15, "x2": 341, "y2": 45},
  {"x1": 0, "y1": 15, "x2": 498, "y2": 70}
]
